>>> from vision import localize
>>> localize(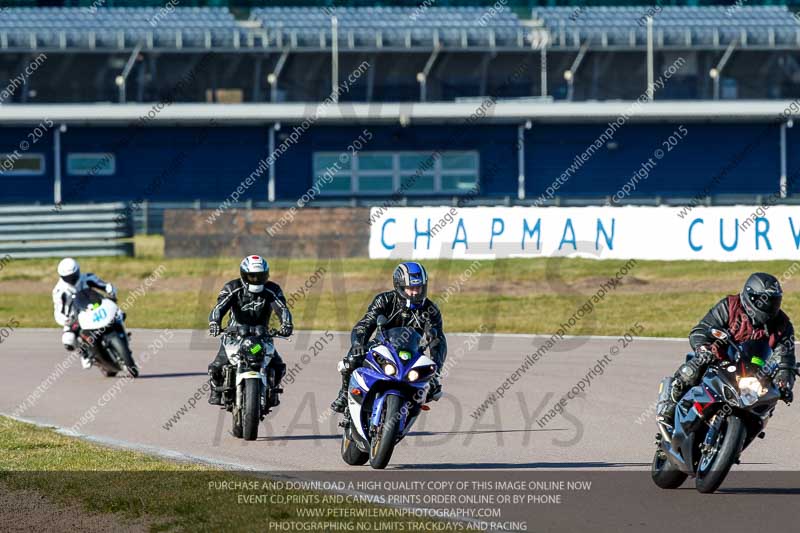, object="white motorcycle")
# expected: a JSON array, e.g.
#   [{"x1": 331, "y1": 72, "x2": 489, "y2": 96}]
[
  {"x1": 218, "y1": 325, "x2": 284, "y2": 441},
  {"x1": 68, "y1": 288, "x2": 137, "y2": 378}
]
